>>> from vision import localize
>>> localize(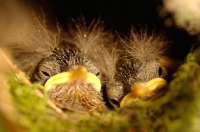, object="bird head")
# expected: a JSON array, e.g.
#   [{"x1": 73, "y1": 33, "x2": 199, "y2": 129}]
[
  {"x1": 107, "y1": 59, "x2": 168, "y2": 107},
  {"x1": 106, "y1": 28, "x2": 170, "y2": 107},
  {"x1": 29, "y1": 47, "x2": 108, "y2": 112}
]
